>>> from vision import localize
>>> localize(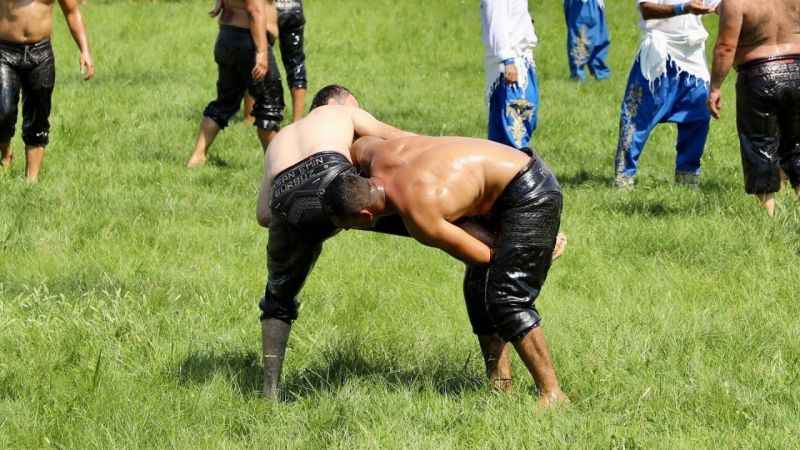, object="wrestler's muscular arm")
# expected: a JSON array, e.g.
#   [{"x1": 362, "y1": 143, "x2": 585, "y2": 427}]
[
  {"x1": 58, "y1": 0, "x2": 94, "y2": 80},
  {"x1": 350, "y1": 108, "x2": 417, "y2": 141},
  {"x1": 245, "y1": 0, "x2": 268, "y2": 81},
  {"x1": 709, "y1": 0, "x2": 743, "y2": 119},
  {"x1": 639, "y1": 1, "x2": 714, "y2": 19},
  {"x1": 402, "y1": 193, "x2": 492, "y2": 265}
]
